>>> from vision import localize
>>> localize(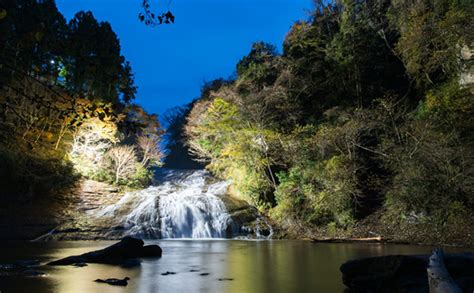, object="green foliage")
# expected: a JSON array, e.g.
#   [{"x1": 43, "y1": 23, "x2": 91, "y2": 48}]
[
  {"x1": 388, "y1": 0, "x2": 473, "y2": 87},
  {"x1": 184, "y1": 0, "x2": 474, "y2": 235},
  {"x1": 237, "y1": 42, "x2": 278, "y2": 77},
  {"x1": 381, "y1": 115, "x2": 473, "y2": 222},
  {"x1": 273, "y1": 128, "x2": 358, "y2": 227},
  {"x1": 127, "y1": 163, "x2": 154, "y2": 188}
]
